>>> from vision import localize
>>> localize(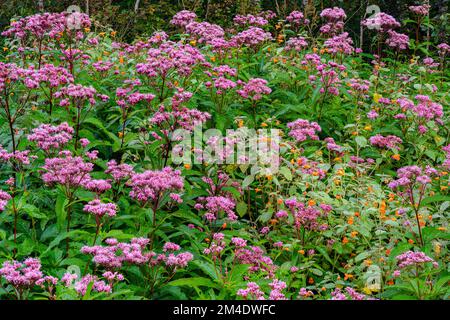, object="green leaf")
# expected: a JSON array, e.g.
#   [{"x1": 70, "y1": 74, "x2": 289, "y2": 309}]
[
  {"x1": 355, "y1": 136, "x2": 367, "y2": 148},
  {"x1": 354, "y1": 251, "x2": 371, "y2": 262},
  {"x1": 391, "y1": 294, "x2": 416, "y2": 300},
  {"x1": 236, "y1": 201, "x2": 248, "y2": 218},
  {"x1": 279, "y1": 166, "x2": 292, "y2": 181},
  {"x1": 82, "y1": 281, "x2": 94, "y2": 300},
  {"x1": 422, "y1": 195, "x2": 450, "y2": 206},
  {"x1": 55, "y1": 194, "x2": 68, "y2": 231},
  {"x1": 192, "y1": 260, "x2": 218, "y2": 281},
  {"x1": 422, "y1": 227, "x2": 450, "y2": 241},
  {"x1": 242, "y1": 175, "x2": 254, "y2": 189},
  {"x1": 21, "y1": 204, "x2": 47, "y2": 219},
  {"x1": 168, "y1": 277, "x2": 218, "y2": 288}
]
